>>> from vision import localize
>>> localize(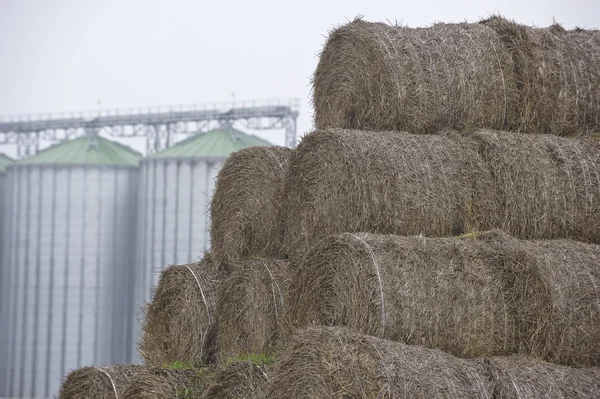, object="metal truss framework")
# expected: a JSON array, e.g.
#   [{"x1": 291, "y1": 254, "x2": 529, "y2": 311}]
[{"x1": 0, "y1": 99, "x2": 300, "y2": 158}]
